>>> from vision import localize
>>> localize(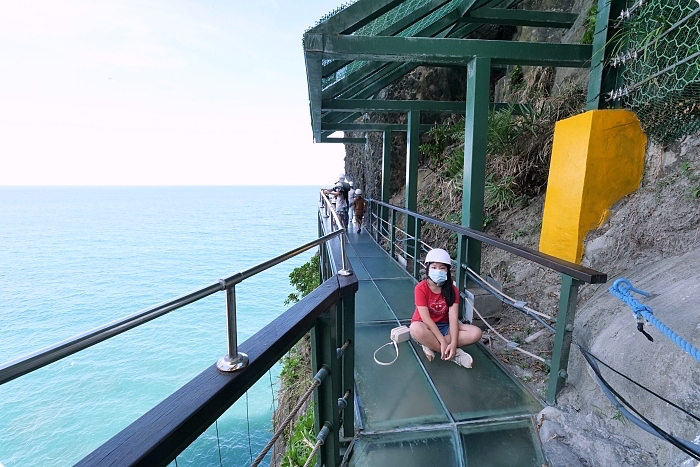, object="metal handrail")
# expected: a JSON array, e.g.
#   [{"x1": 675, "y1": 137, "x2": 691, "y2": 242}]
[
  {"x1": 369, "y1": 198, "x2": 606, "y2": 284},
  {"x1": 0, "y1": 230, "x2": 345, "y2": 385},
  {"x1": 318, "y1": 190, "x2": 353, "y2": 276}
]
